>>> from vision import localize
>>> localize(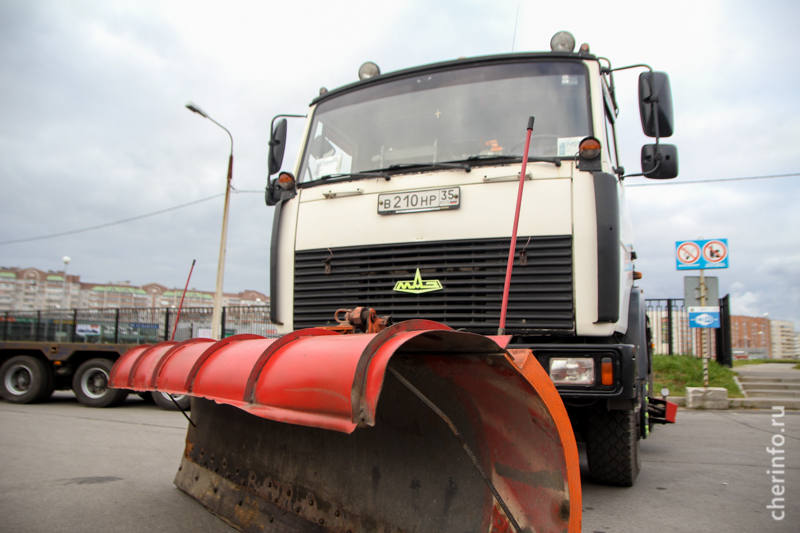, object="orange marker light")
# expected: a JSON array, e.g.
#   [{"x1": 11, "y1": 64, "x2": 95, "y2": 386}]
[
  {"x1": 278, "y1": 172, "x2": 296, "y2": 190},
  {"x1": 579, "y1": 137, "x2": 601, "y2": 159},
  {"x1": 601, "y1": 357, "x2": 613, "y2": 386}
]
